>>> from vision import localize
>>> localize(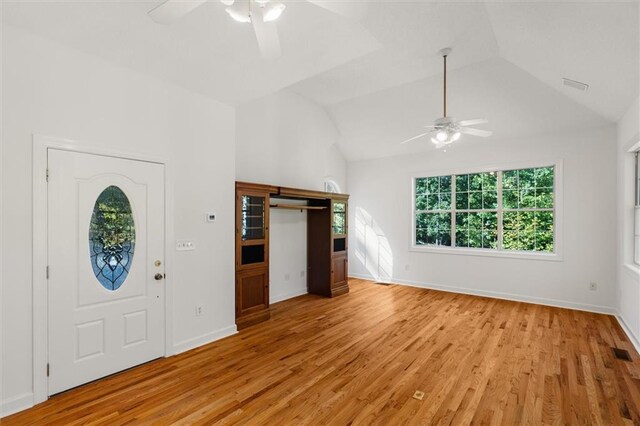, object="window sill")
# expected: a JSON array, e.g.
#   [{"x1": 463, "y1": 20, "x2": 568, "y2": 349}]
[{"x1": 409, "y1": 245, "x2": 563, "y2": 261}]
